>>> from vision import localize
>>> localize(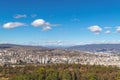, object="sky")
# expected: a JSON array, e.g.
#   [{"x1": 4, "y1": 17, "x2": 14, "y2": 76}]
[{"x1": 1, "y1": 0, "x2": 120, "y2": 46}]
